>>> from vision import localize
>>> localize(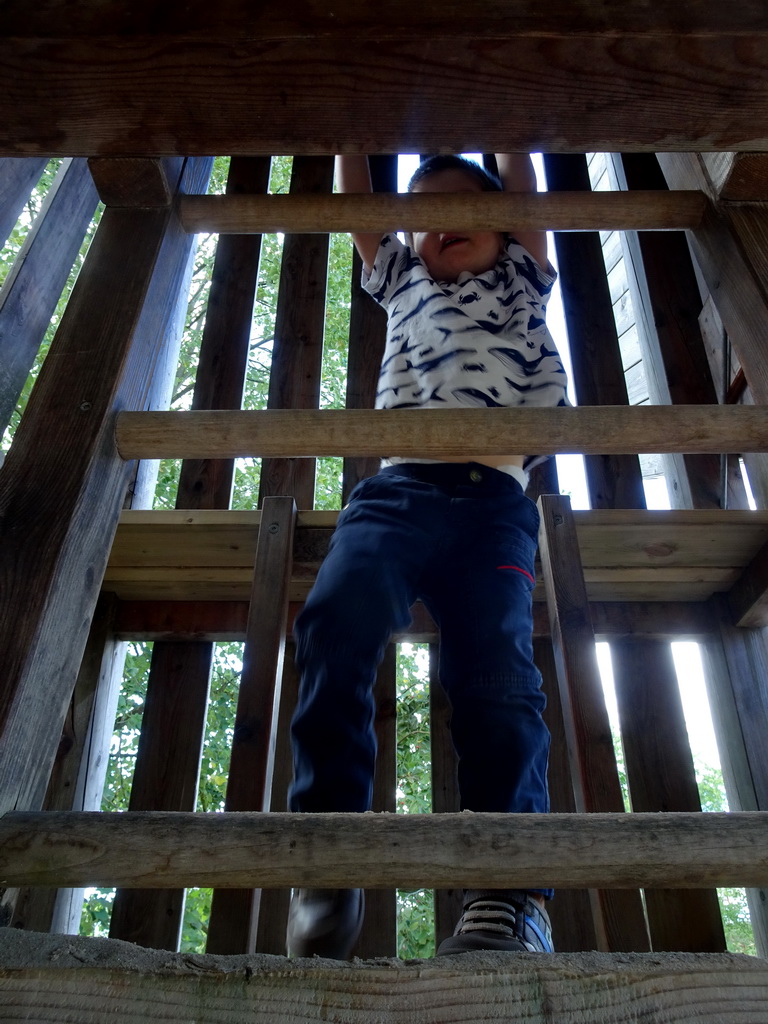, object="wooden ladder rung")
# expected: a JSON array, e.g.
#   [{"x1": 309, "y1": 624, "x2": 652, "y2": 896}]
[{"x1": 115, "y1": 406, "x2": 768, "y2": 460}]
